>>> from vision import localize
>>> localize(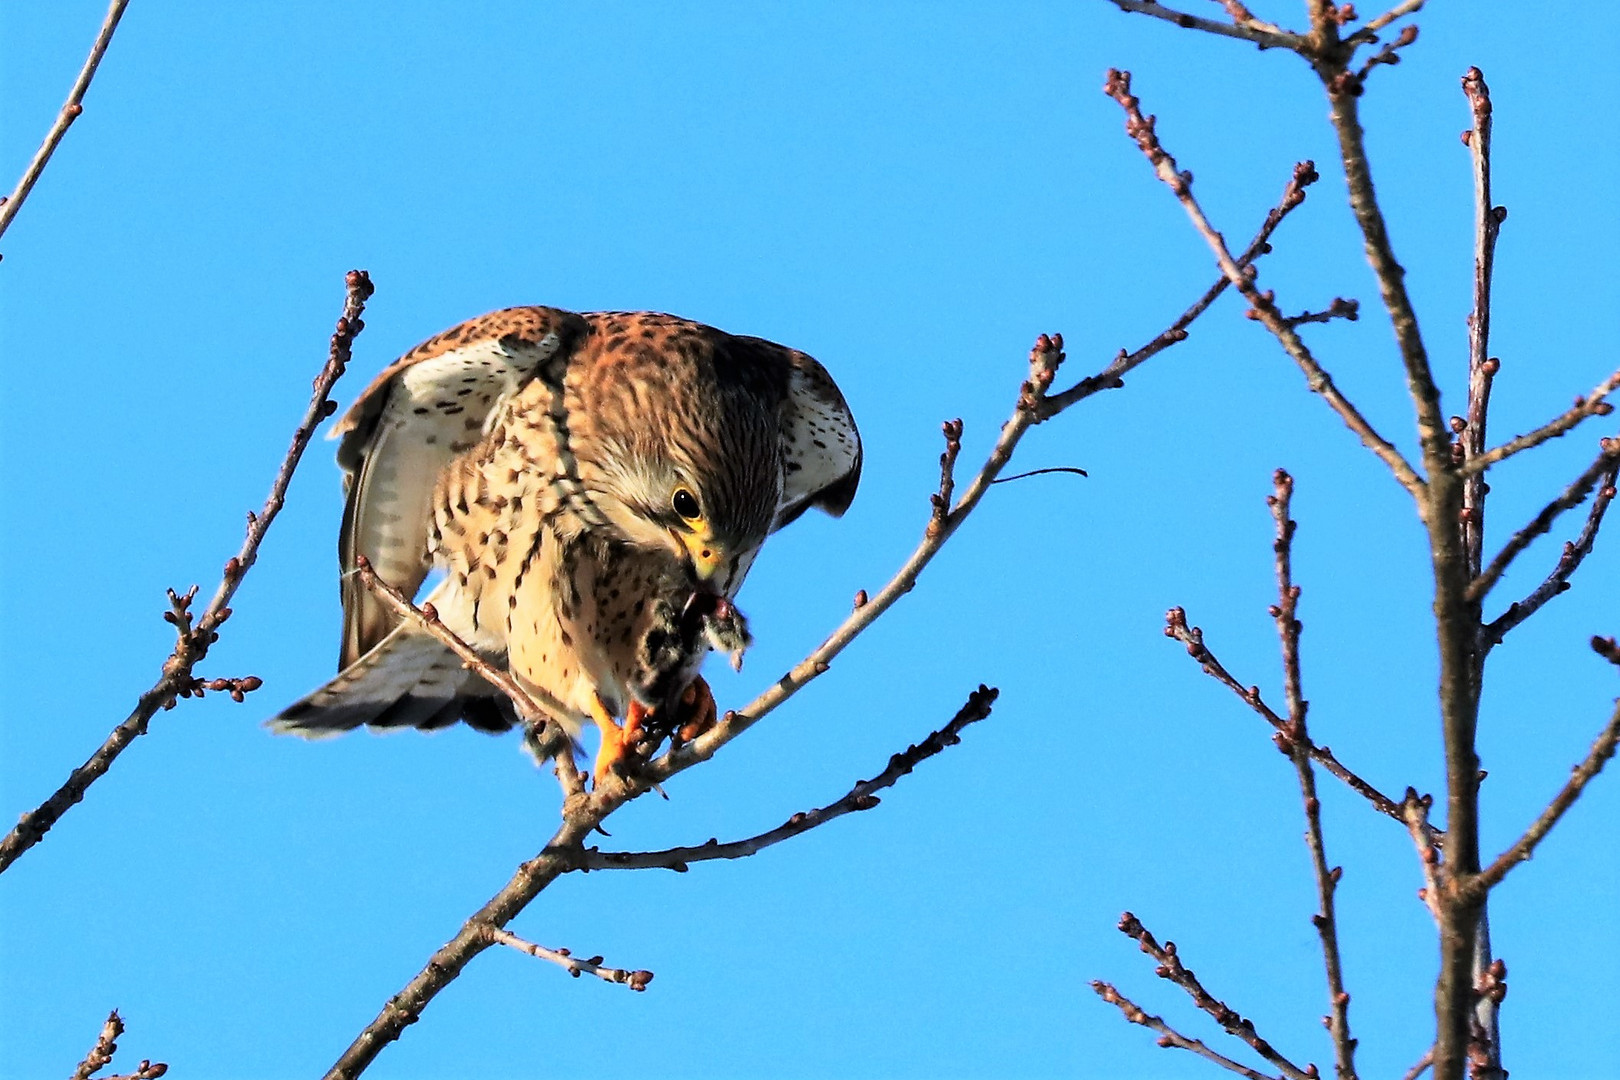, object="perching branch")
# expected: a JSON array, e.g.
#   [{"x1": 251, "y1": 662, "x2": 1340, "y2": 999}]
[
  {"x1": 0, "y1": 0, "x2": 130, "y2": 248},
  {"x1": 352, "y1": 556, "x2": 585, "y2": 798},
  {"x1": 1267, "y1": 471, "x2": 1357, "y2": 1080},
  {"x1": 0, "y1": 270, "x2": 373, "y2": 876},
  {"x1": 1092, "y1": 981, "x2": 1284, "y2": 1080},
  {"x1": 483, "y1": 927, "x2": 653, "y2": 991},
  {"x1": 1117, "y1": 913, "x2": 1316, "y2": 1080},
  {"x1": 584, "y1": 684, "x2": 998, "y2": 871}
]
